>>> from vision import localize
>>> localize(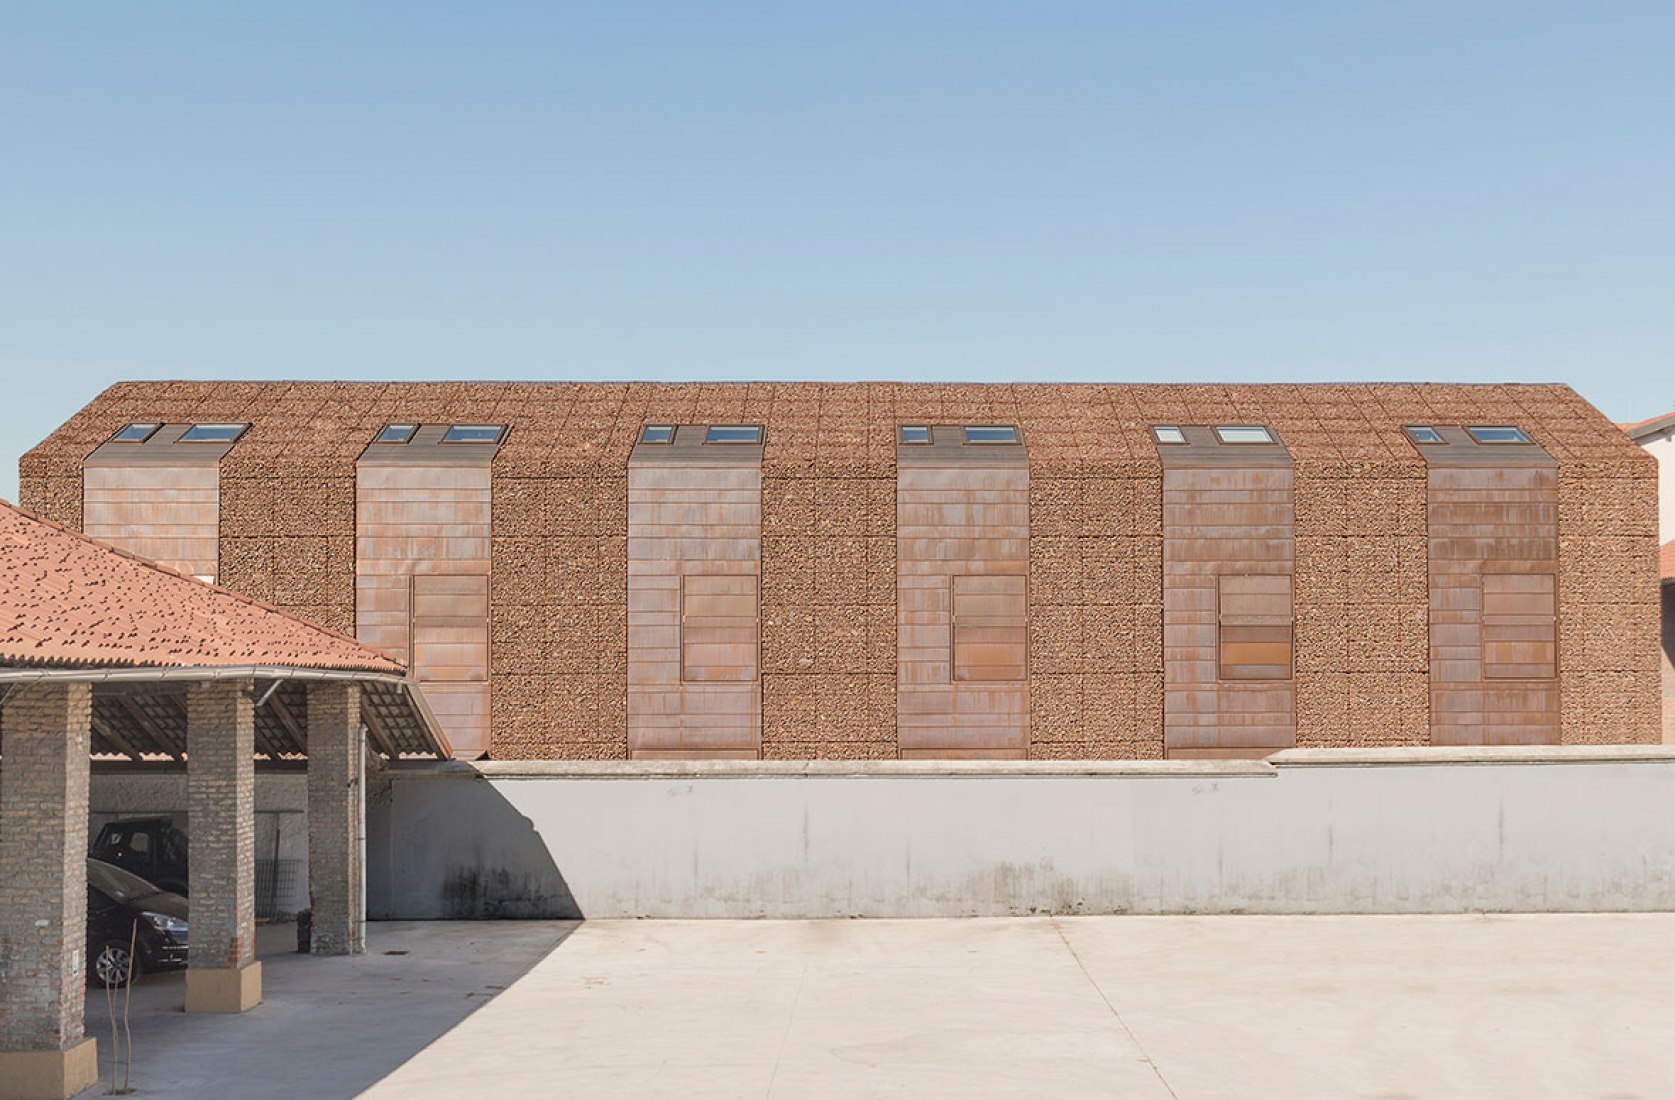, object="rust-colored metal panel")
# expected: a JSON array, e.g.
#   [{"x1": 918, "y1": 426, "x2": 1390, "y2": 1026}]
[
  {"x1": 627, "y1": 448, "x2": 762, "y2": 758},
  {"x1": 83, "y1": 465, "x2": 220, "y2": 581}
]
